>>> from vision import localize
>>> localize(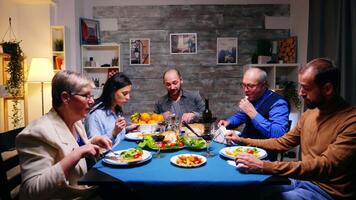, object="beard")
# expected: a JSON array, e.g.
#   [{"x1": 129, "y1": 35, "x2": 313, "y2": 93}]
[{"x1": 304, "y1": 97, "x2": 325, "y2": 109}]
